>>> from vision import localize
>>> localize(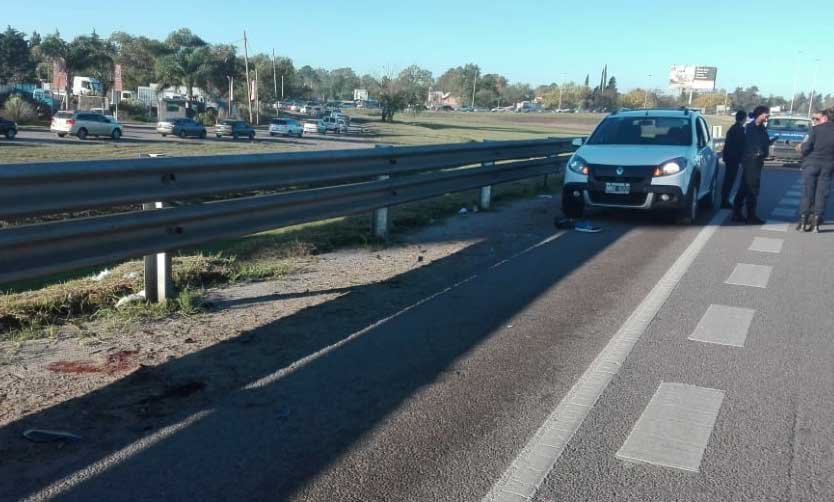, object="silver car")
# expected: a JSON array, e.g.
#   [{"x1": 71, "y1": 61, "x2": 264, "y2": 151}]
[
  {"x1": 156, "y1": 118, "x2": 207, "y2": 139},
  {"x1": 51, "y1": 111, "x2": 123, "y2": 140}
]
